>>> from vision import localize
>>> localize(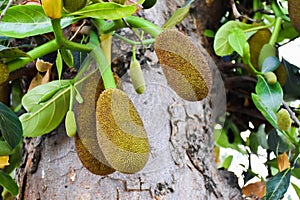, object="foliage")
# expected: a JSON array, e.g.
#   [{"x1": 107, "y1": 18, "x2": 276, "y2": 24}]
[
  {"x1": 212, "y1": 0, "x2": 300, "y2": 199},
  {"x1": 0, "y1": 0, "x2": 201, "y2": 197}
]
